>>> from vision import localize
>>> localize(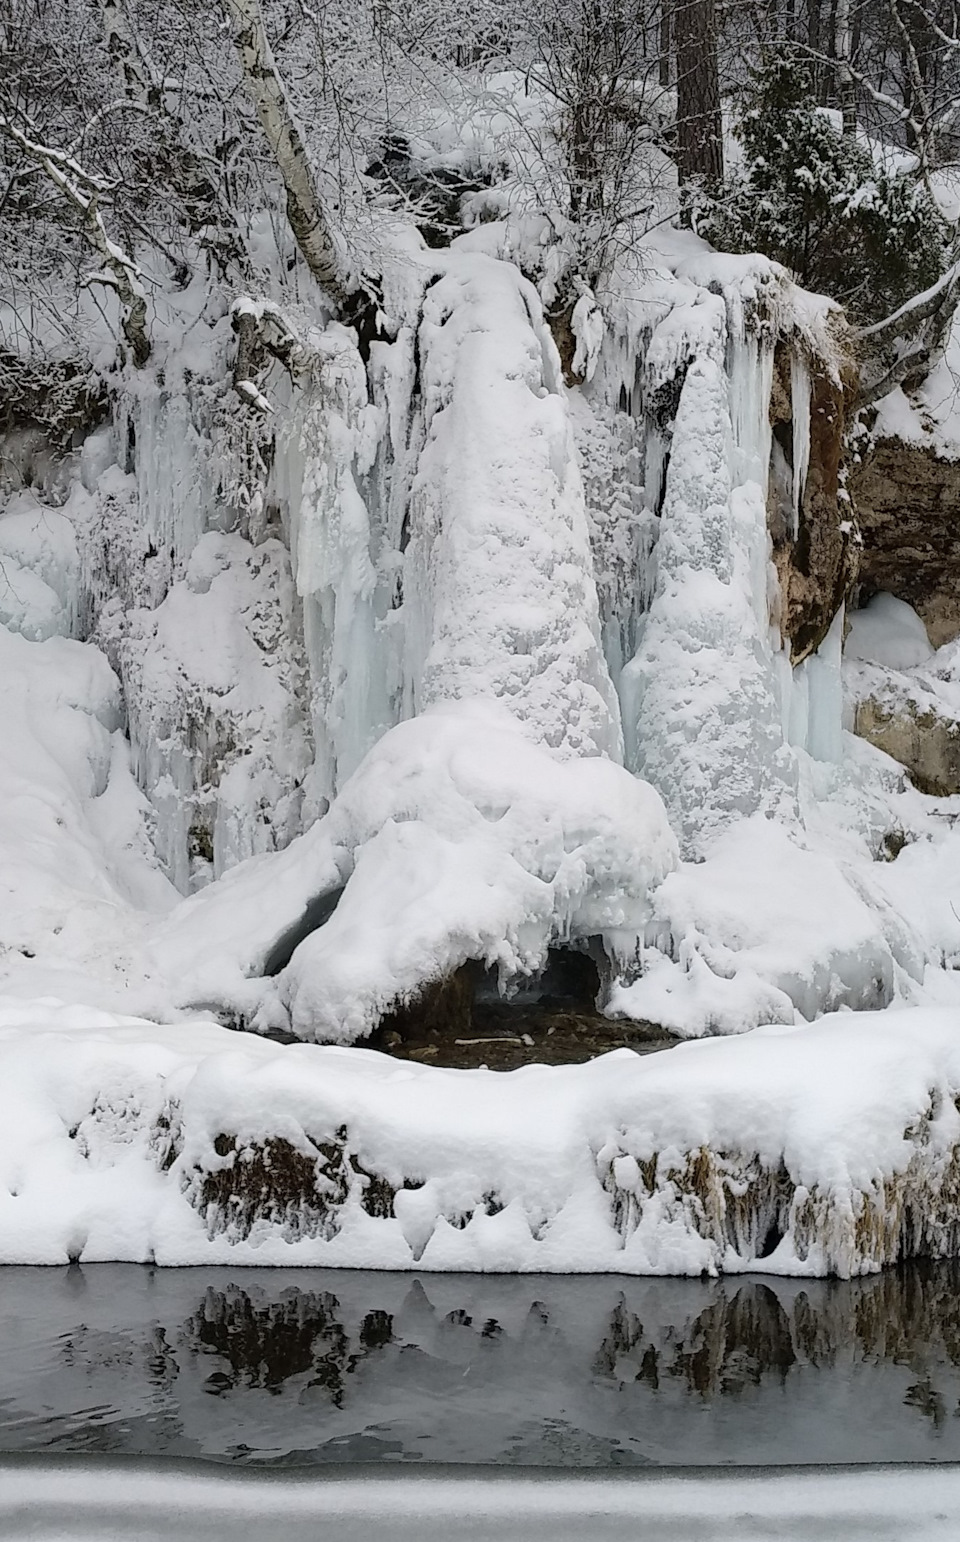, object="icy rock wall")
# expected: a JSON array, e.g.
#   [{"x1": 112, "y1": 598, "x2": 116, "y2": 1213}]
[
  {"x1": 70, "y1": 380, "x2": 315, "y2": 895},
  {"x1": 119, "y1": 534, "x2": 312, "y2": 893},
  {"x1": 576, "y1": 253, "x2": 853, "y2": 860}
]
